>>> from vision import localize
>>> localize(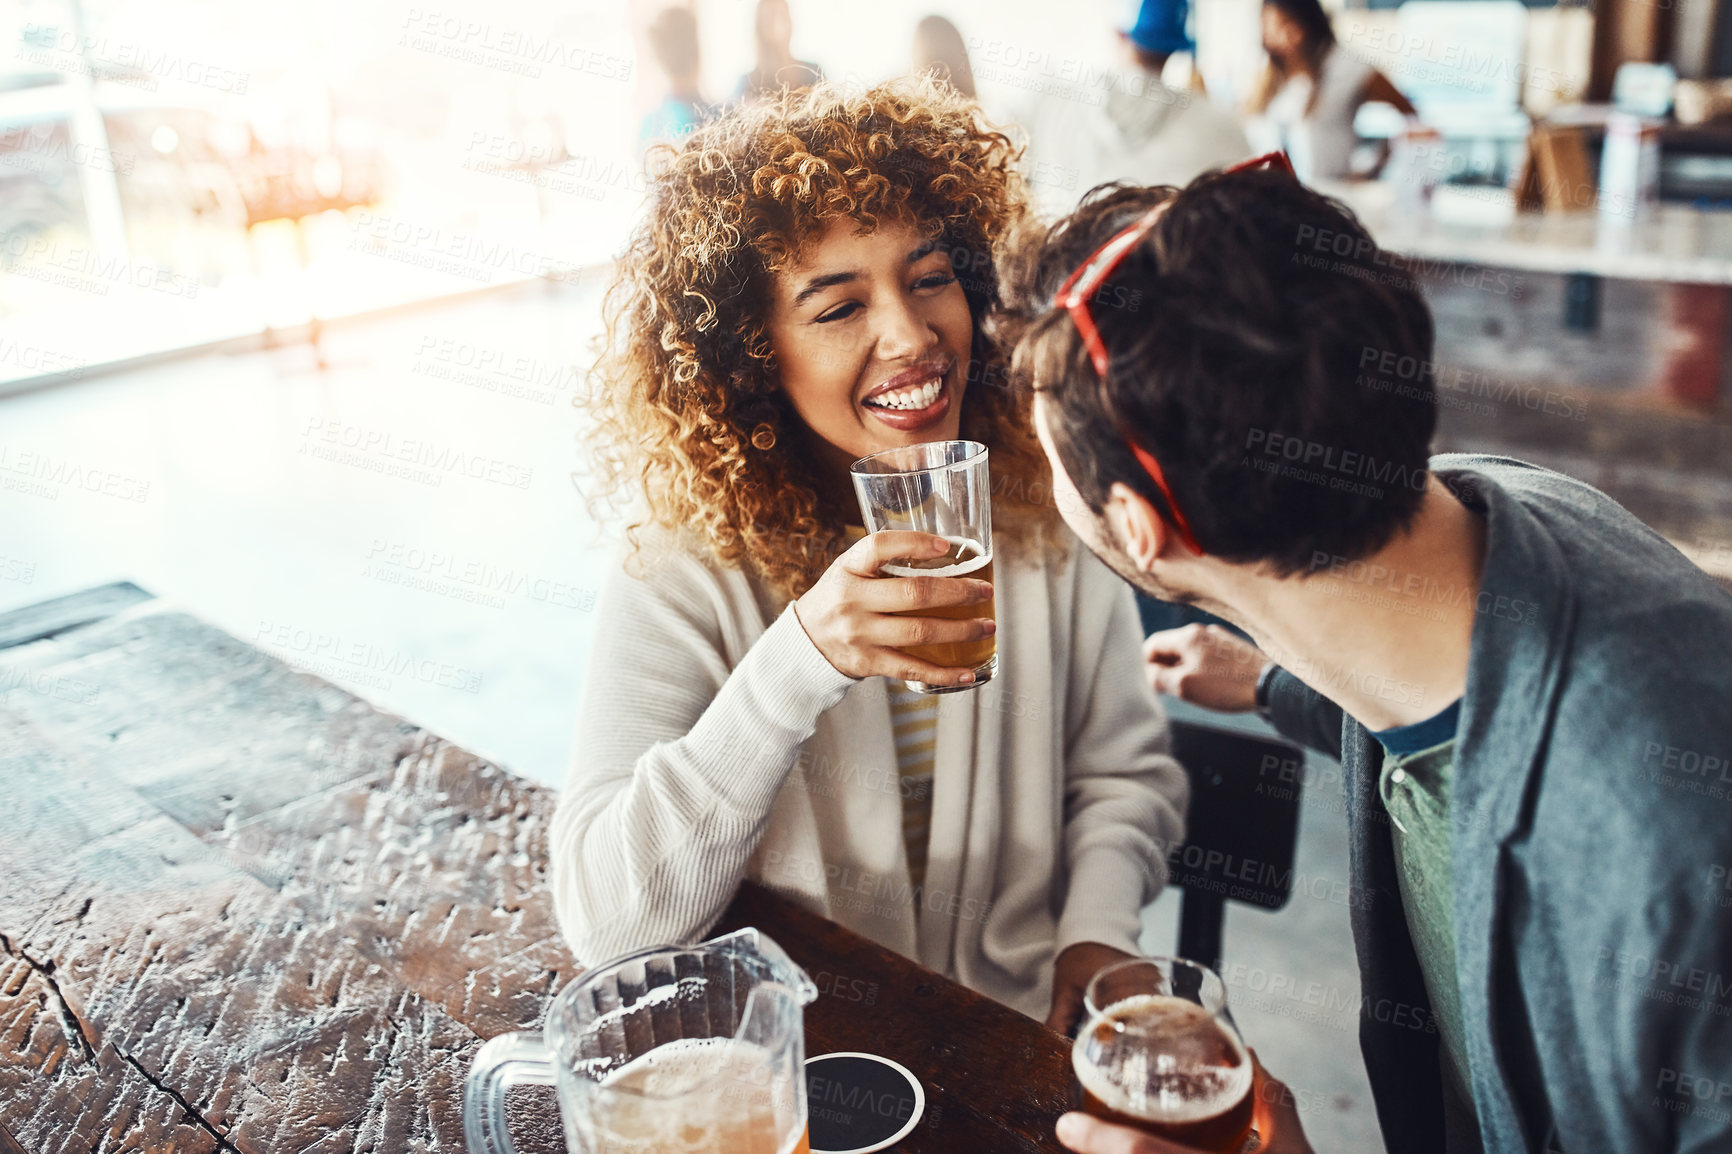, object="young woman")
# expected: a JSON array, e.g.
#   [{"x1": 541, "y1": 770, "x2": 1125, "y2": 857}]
[
  {"x1": 553, "y1": 77, "x2": 1187, "y2": 1029},
  {"x1": 1248, "y1": 0, "x2": 1415, "y2": 181}
]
